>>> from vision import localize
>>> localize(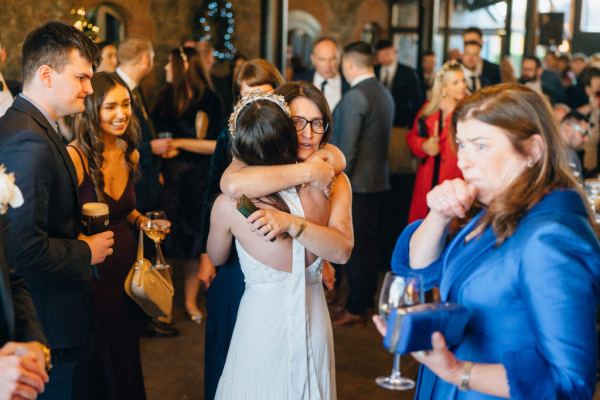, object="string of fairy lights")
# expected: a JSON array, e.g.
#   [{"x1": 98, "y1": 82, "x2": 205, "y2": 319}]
[
  {"x1": 71, "y1": 2, "x2": 237, "y2": 60},
  {"x1": 197, "y1": 0, "x2": 237, "y2": 60}
]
